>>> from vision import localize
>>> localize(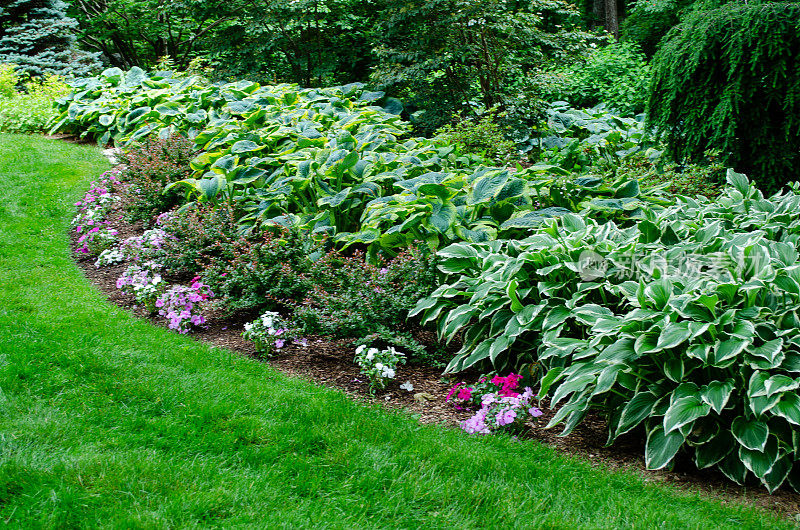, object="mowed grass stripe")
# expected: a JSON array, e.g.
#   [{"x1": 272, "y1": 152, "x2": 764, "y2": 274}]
[{"x1": 0, "y1": 133, "x2": 789, "y2": 528}]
